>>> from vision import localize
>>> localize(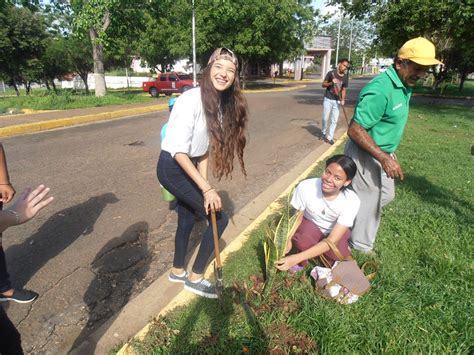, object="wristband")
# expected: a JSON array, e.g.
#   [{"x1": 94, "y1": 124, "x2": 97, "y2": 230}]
[
  {"x1": 6, "y1": 210, "x2": 20, "y2": 225},
  {"x1": 202, "y1": 187, "x2": 215, "y2": 195}
]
